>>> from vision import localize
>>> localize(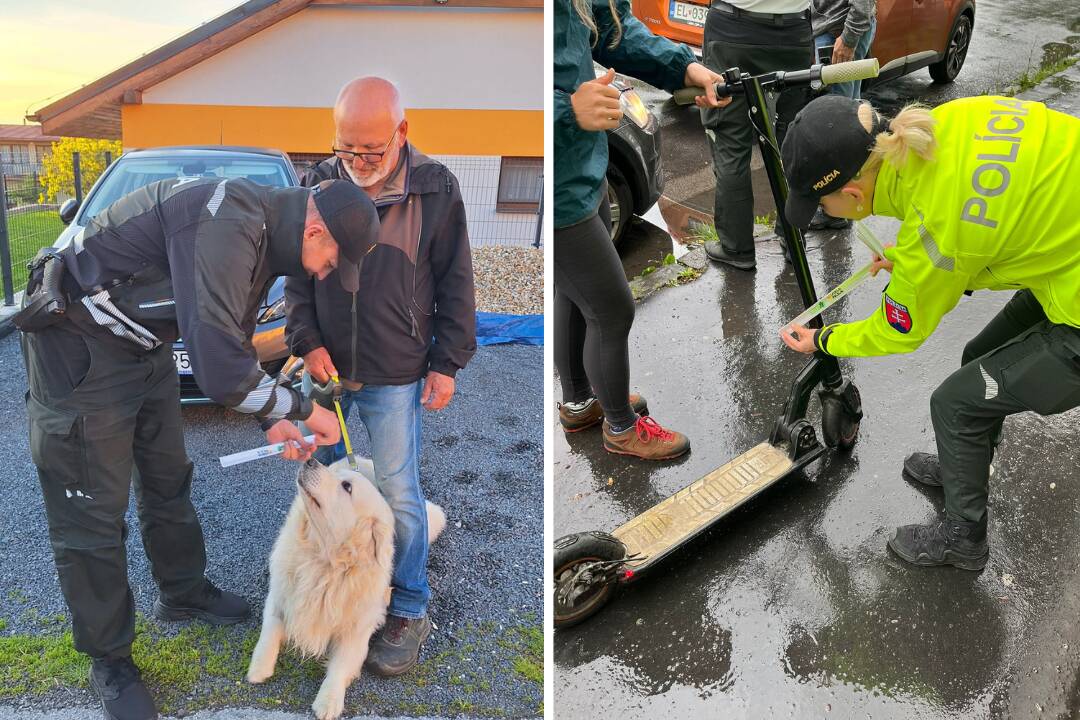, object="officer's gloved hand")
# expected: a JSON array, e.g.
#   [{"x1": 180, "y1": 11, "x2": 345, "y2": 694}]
[{"x1": 308, "y1": 377, "x2": 336, "y2": 411}]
